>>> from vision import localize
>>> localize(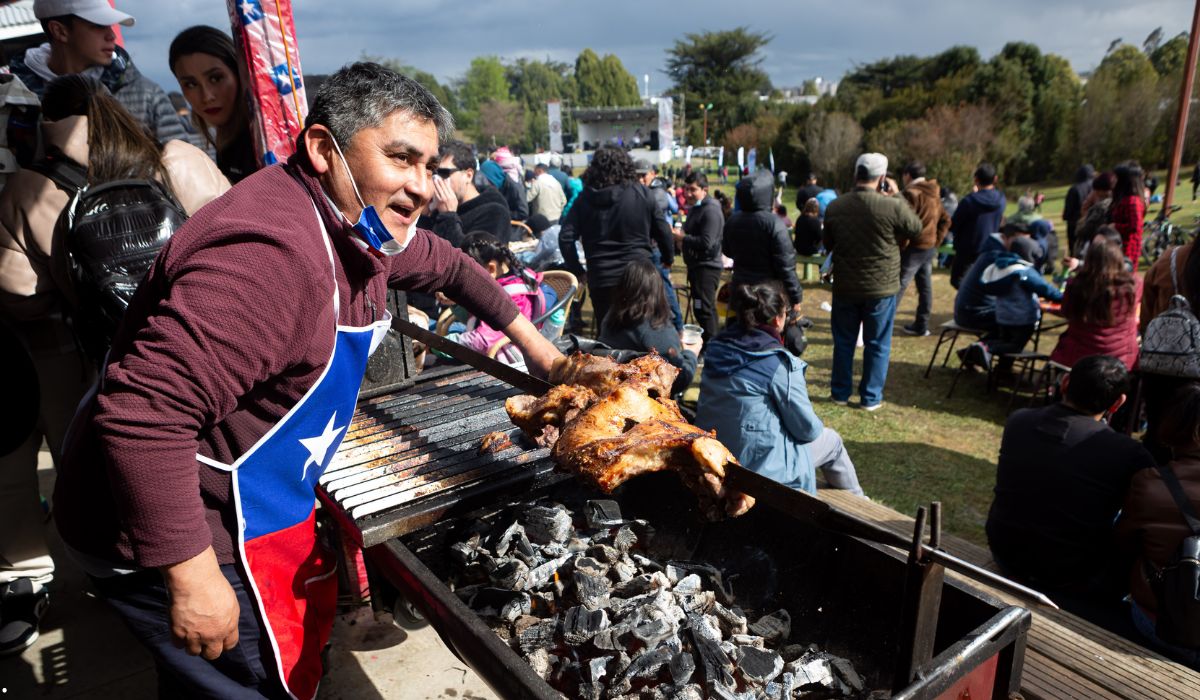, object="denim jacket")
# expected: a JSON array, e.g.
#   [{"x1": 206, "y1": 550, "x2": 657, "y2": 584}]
[{"x1": 695, "y1": 325, "x2": 823, "y2": 493}]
